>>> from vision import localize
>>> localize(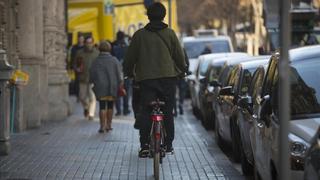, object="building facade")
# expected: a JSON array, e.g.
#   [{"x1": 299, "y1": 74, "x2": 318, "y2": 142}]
[{"x1": 0, "y1": 0, "x2": 70, "y2": 132}]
